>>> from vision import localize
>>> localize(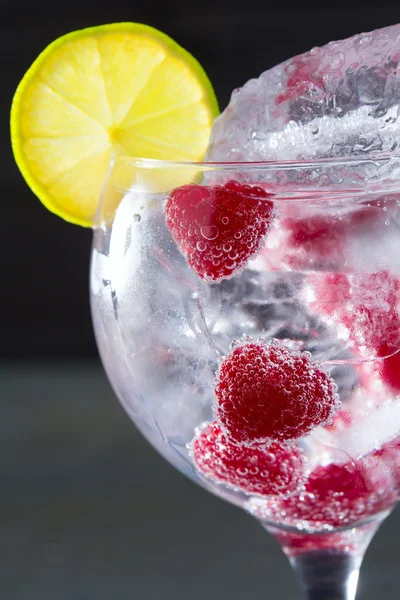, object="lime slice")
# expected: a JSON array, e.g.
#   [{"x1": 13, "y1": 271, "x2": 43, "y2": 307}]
[{"x1": 10, "y1": 23, "x2": 219, "y2": 227}]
